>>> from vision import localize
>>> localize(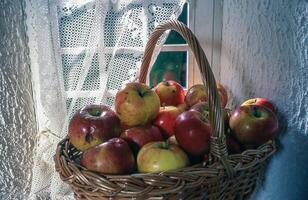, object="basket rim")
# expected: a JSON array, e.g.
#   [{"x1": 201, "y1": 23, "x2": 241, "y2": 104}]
[
  {"x1": 54, "y1": 137, "x2": 276, "y2": 198},
  {"x1": 55, "y1": 137, "x2": 276, "y2": 177}
]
